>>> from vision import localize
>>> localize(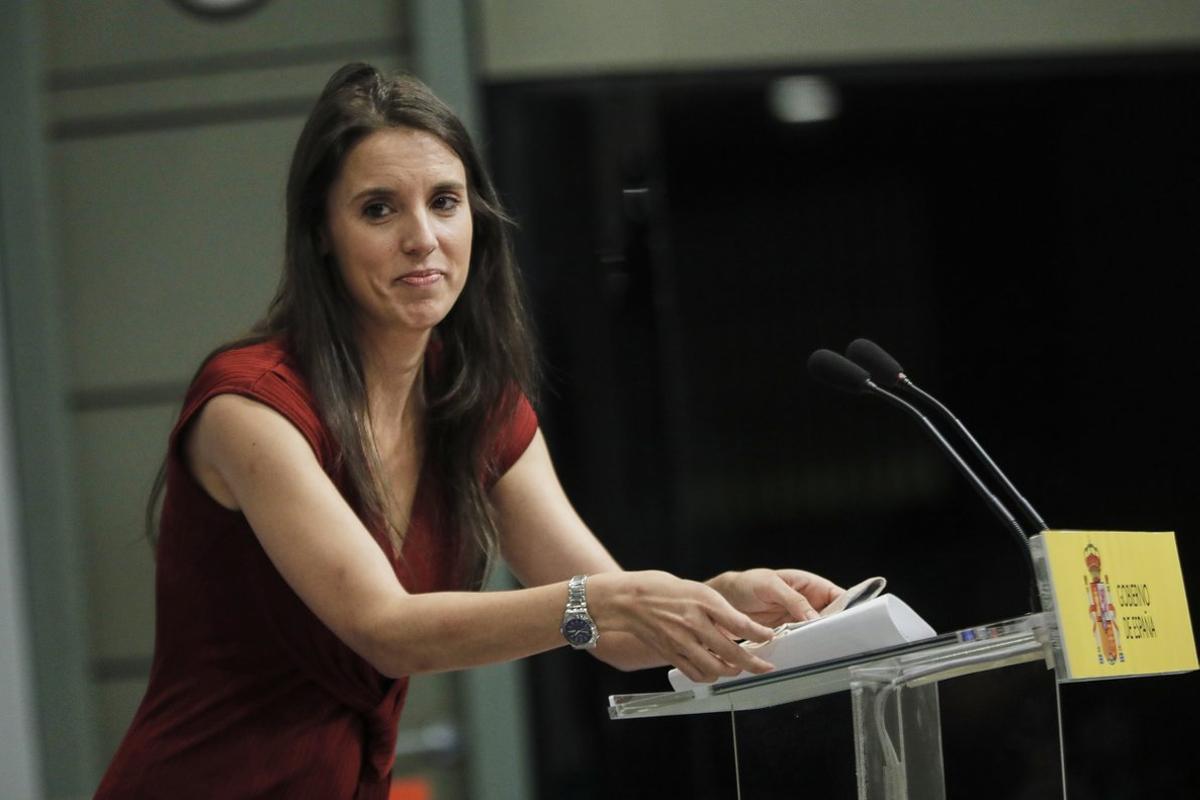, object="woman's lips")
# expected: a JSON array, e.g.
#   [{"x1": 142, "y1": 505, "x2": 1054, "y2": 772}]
[{"x1": 397, "y1": 270, "x2": 443, "y2": 286}]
